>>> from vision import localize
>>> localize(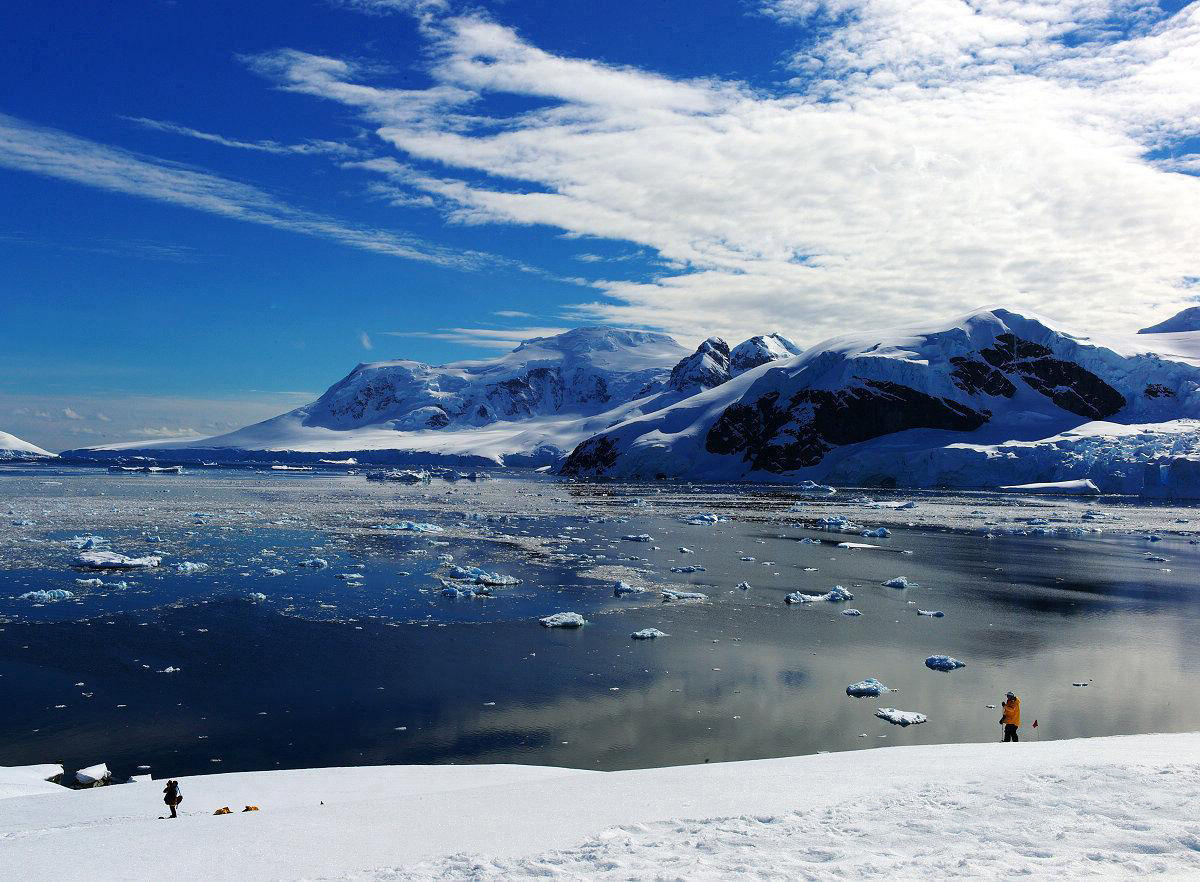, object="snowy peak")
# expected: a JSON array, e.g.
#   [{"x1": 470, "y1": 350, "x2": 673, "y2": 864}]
[
  {"x1": 1138, "y1": 307, "x2": 1200, "y2": 334},
  {"x1": 729, "y1": 333, "x2": 803, "y2": 375},
  {"x1": 512, "y1": 327, "x2": 679, "y2": 358},
  {"x1": 668, "y1": 337, "x2": 731, "y2": 392},
  {"x1": 0, "y1": 430, "x2": 55, "y2": 459}
]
